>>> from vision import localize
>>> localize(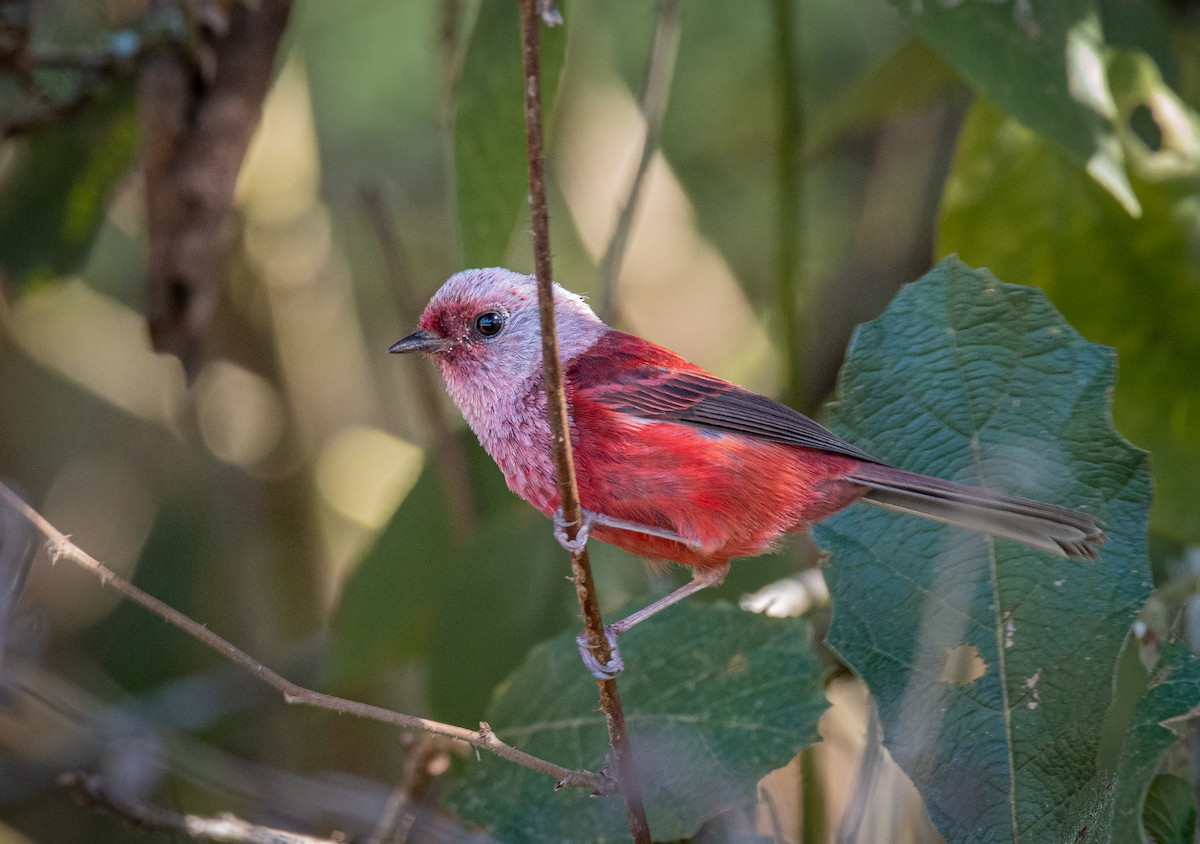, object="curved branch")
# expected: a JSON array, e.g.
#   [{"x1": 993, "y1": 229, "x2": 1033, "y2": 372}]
[{"x1": 0, "y1": 482, "x2": 607, "y2": 794}]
